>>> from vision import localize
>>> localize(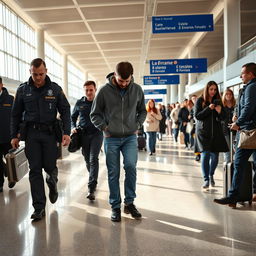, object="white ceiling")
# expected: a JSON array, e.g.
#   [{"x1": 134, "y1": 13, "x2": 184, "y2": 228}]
[{"x1": 11, "y1": 0, "x2": 256, "y2": 84}]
